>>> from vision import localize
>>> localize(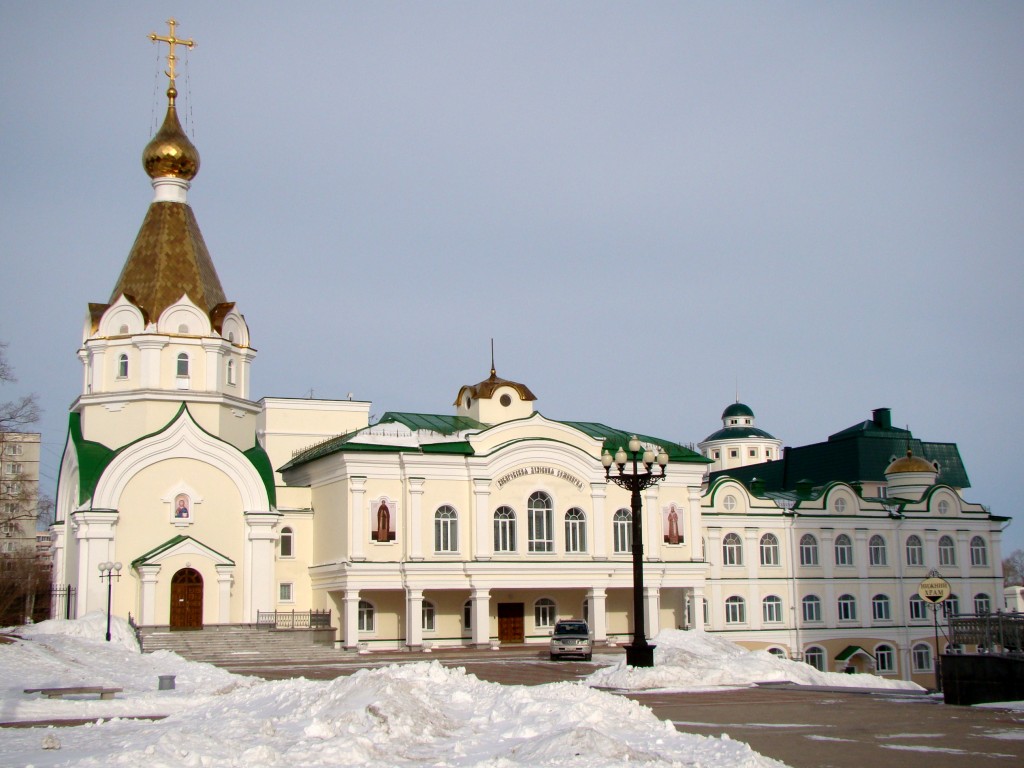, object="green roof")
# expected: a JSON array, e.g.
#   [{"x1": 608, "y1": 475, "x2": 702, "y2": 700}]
[
  {"x1": 131, "y1": 534, "x2": 234, "y2": 568},
  {"x1": 703, "y1": 425, "x2": 777, "y2": 441},
  {"x1": 722, "y1": 402, "x2": 755, "y2": 419},
  {"x1": 378, "y1": 412, "x2": 486, "y2": 435},
  {"x1": 835, "y1": 645, "x2": 869, "y2": 662},
  {"x1": 709, "y1": 411, "x2": 971, "y2": 492},
  {"x1": 558, "y1": 421, "x2": 710, "y2": 464}
]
